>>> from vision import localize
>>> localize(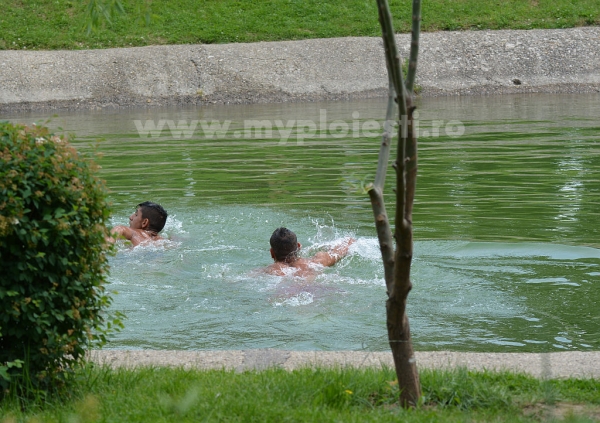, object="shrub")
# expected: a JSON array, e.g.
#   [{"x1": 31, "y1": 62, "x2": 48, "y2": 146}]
[{"x1": 0, "y1": 121, "x2": 116, "y2": 396}]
